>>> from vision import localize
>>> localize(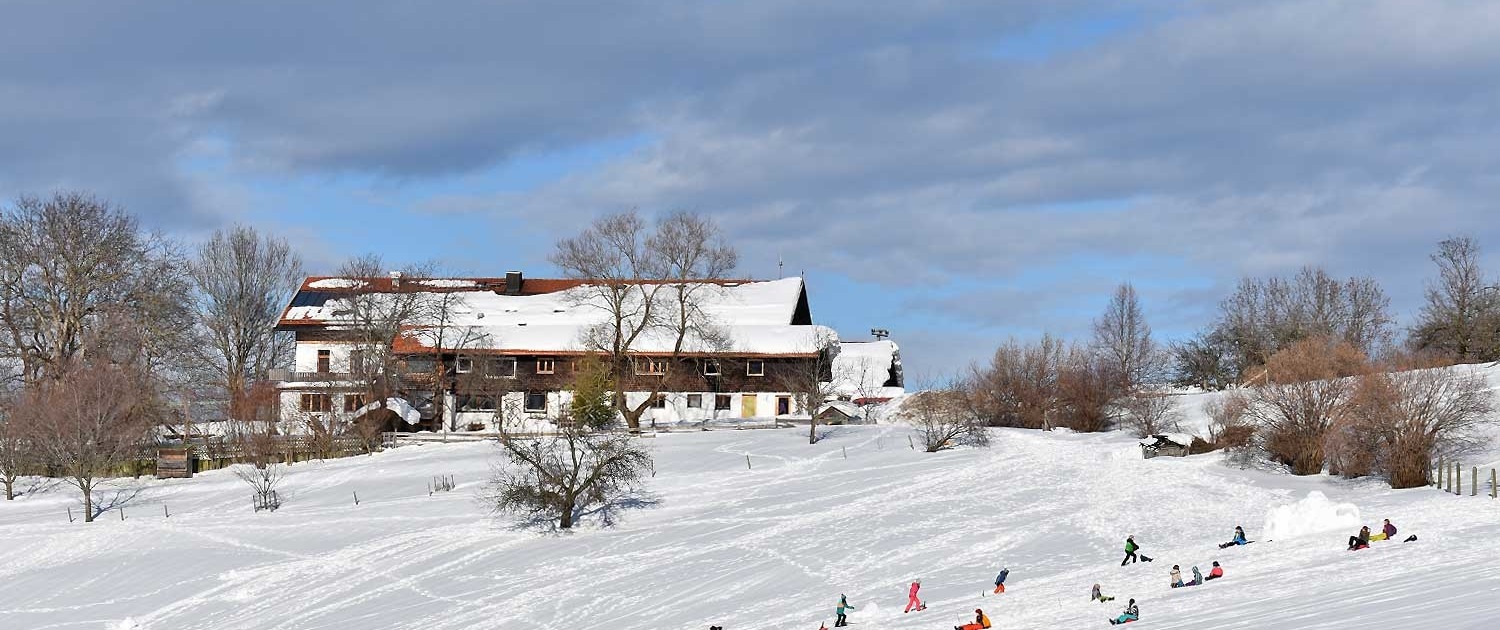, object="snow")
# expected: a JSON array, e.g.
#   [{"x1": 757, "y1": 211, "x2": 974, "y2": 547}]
[
  {"x1": 3, "y1": 426, "x2": 1497, "y2": 629},
  {"x1": 417, "y1": 279, "x2": 479, "y2": 288},
  {"x1": 1262, "y1": 491, "x2": 1362, "y2": 541},
  {"x1": 832, "y1": 340, "x2": 904, "y2": 398},
  {"x1": 307, "y1": 278, "x2": 367, "y2": 289}
]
